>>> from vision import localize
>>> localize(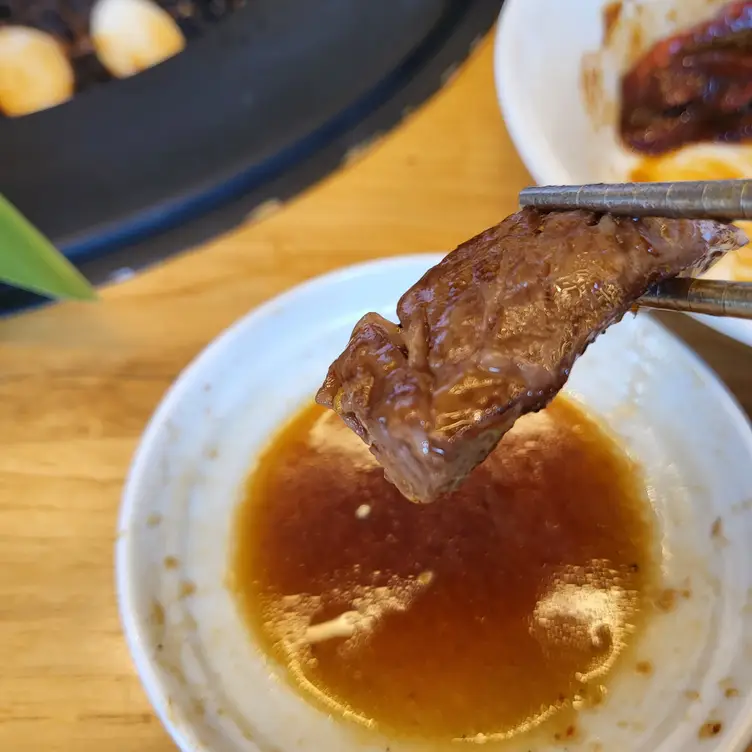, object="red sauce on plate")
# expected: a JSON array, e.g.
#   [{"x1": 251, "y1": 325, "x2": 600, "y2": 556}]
[{"x1": 620, "y1": 1, "x2": 752, "y2": 154}]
